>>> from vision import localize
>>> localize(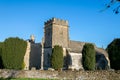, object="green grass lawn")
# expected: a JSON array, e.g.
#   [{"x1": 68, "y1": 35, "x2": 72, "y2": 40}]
[{"x1": 0, "y1": 78, "x2": 55, "y2": 80}]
